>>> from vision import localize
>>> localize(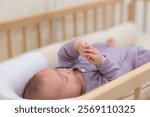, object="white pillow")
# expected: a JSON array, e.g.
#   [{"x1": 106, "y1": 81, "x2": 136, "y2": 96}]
[{"x1": 0, "y1": 52, "x2": 48, "y2": 99}]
